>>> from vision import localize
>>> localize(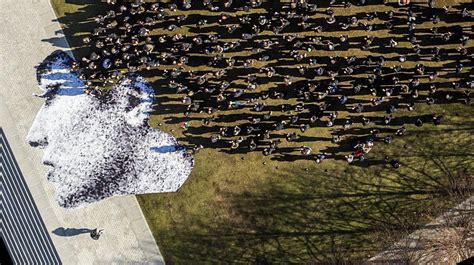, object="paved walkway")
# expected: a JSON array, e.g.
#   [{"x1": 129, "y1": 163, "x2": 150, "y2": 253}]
[{"x1": 0, "y1": 0, "x2": 164, "y2": 264}]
